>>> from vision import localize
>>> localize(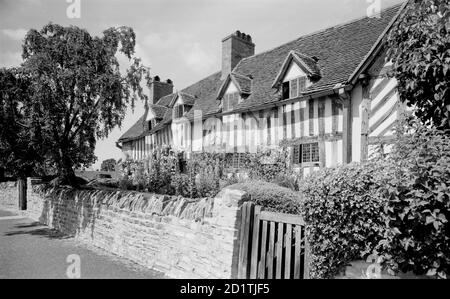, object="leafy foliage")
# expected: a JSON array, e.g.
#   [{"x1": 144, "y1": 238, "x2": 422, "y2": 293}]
[
  {"x1": 0, "y1": 68, "x2": 45, "y2": 178},
  {"x1": 100, "y1": 158, "x2": 116, "y2": 172},
  {"x1": 229, "y1": 181, "x2": 303, "y2": 215},
  {"x1": 300, "y1": 117, "x2": 450, "y2": 279},
  {"x1": 299, "y1": 161, "x2": 396, "y2": 278},
  {"x1": 387, "y1": 0, "x2": 450, "y2": 130},
  {"x1": 18, "y1": 23, "x2": 151, "y2": 185},
  {"x1": 245, "y1": 147, "x2": 292, "y2": 182},
  {"x1": 376, "y1": 117, "x2": 450, "y2": 279}
]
